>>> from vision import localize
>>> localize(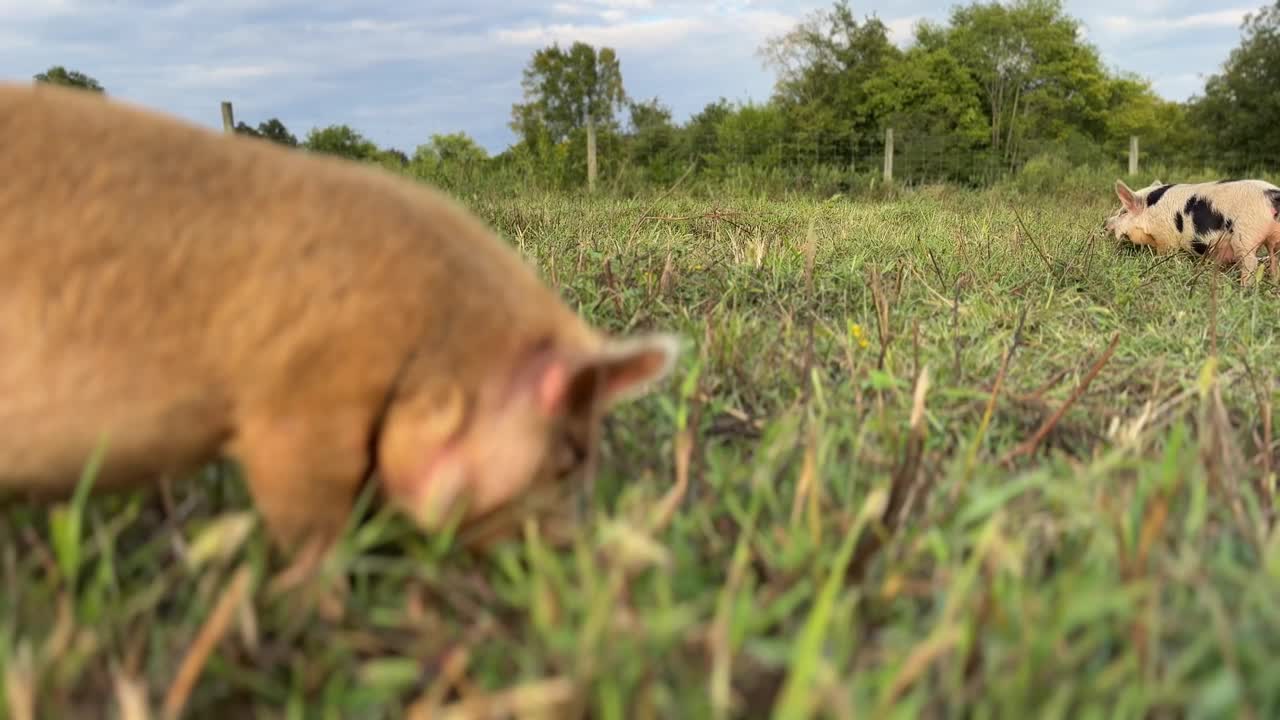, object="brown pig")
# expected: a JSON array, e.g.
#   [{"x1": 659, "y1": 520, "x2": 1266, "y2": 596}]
[{"x1": 0, "y1": 82, "x2": 678, "y2": 561}]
